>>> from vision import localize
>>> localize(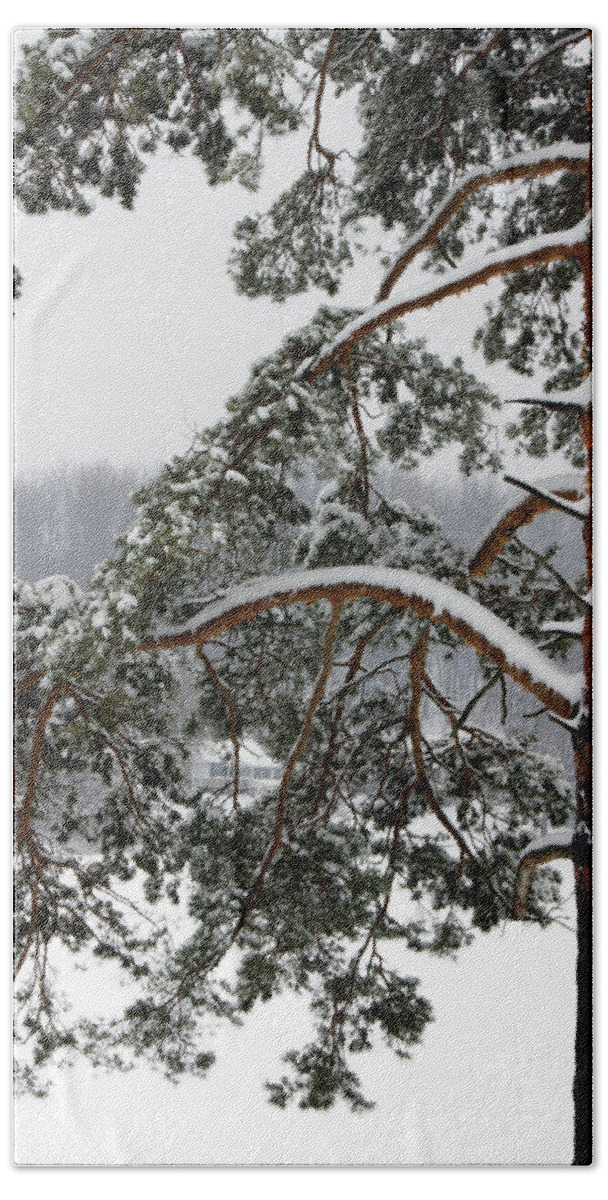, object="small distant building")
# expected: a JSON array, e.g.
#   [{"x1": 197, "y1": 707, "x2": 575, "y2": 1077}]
[{"x1": 190, "y1": 739, "x2": 282, "y2": 799}]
